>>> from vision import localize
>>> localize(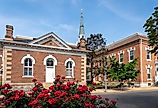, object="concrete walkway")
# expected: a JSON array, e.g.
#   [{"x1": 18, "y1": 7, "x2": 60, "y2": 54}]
[{"x1": 91, "y1": 87, "x2": 158, "y2": 94}]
